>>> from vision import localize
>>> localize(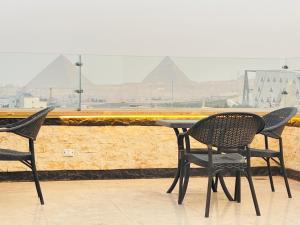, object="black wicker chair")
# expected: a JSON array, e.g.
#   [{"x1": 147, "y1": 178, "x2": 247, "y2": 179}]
[
  {"x1": 0, "y1": 107, "x2": 54, "y2": 204},
  {"x1": 177, "y1": 112, "x2": 265, "y2": 217},
  {"x1": 248, "y1": 107, "x2": 297, "y2": 198}
]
